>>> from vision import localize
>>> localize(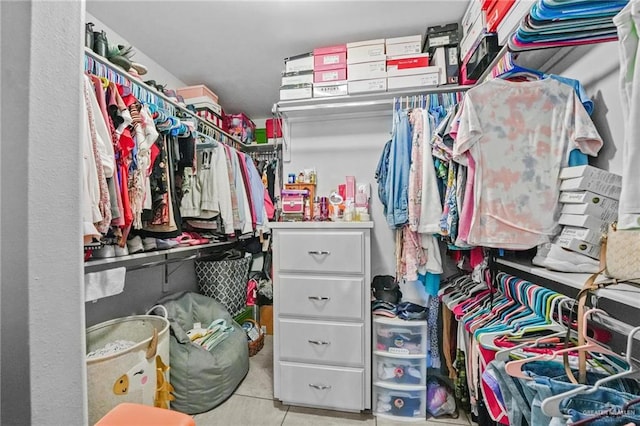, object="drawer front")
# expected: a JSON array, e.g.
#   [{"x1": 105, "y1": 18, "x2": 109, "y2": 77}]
[
  {"x1": 277, "y1": 231, "x2": 364, "y2": 274},
  {"x1": 279, "y1": 319, "x2": 363, "y2": 366},
  {"x1": 279, "y1": 362, "x2": 364, "y2": 410},
  {"x1": 279, "y1": 274, "x2": 364, "y2": 320}
]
